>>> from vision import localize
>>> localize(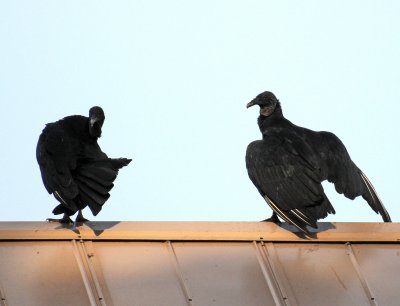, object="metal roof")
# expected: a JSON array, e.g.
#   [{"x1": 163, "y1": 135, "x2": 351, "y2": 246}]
[{"x1": 0, "y1": 222, "x2": 399, "y2": 306}]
